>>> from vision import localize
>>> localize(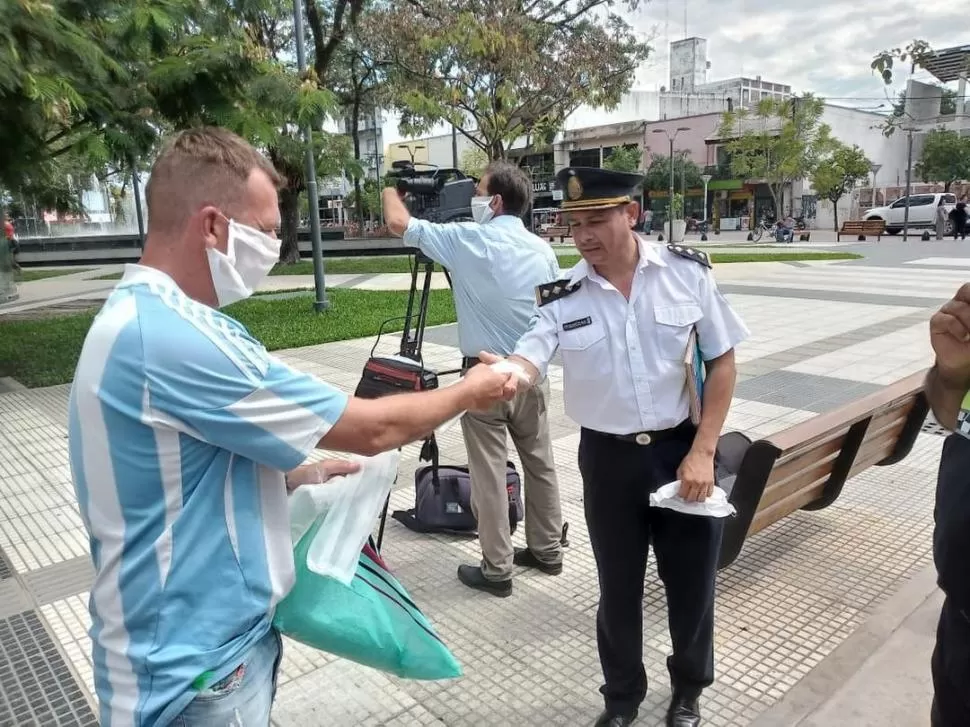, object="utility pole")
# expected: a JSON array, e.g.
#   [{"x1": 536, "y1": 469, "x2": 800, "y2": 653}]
[
  {"x1": 292, "y1": 0, "x2": 328, "y2": 311},
  {"x1": 129, "y1": 153, "x2": 145, "y2": 249},
  {"x1": 902, "y1": 127, "x2": 915, "y2": 242},
  {"x1": 373, "y1": 105, "x2": 384, "y2": 227},
  {"x1": 451, "y1": 124, "x2": 459, "y2": 169}
]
